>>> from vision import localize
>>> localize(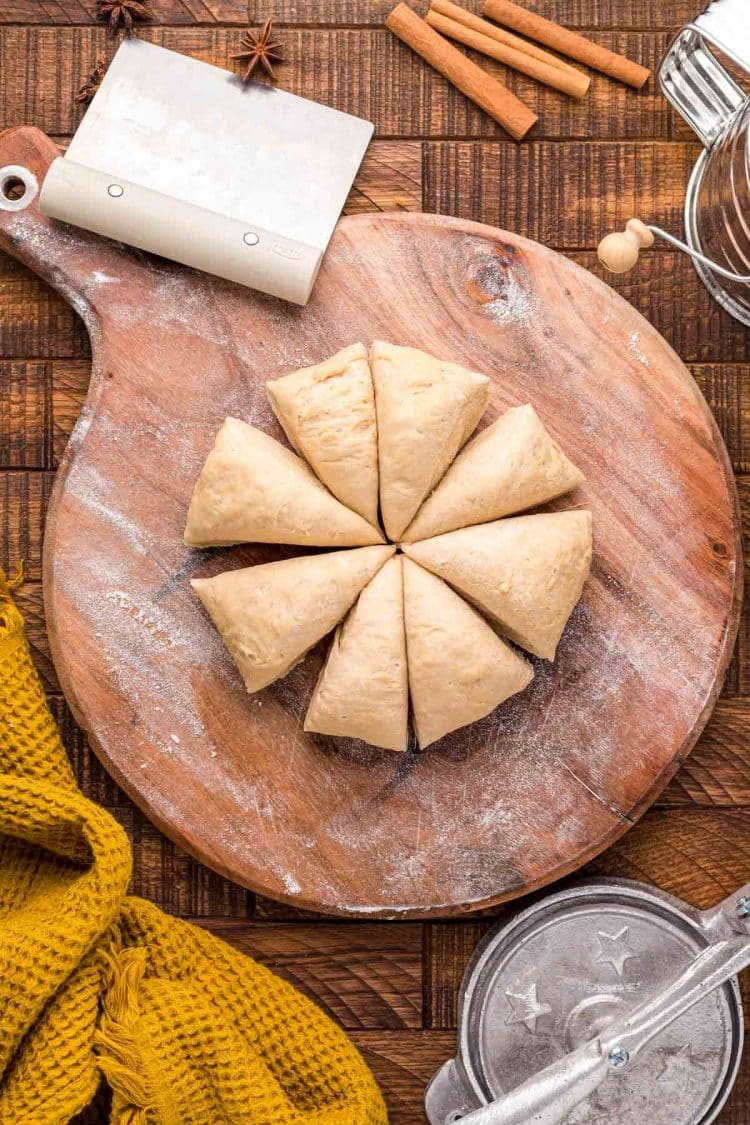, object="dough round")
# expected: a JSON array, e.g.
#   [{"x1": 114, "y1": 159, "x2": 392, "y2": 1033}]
[
  {"x1": 191, "y1": 546, "x2": 395, "y2": 693},
  {"x1": 403, "y1": 404, "x2": 584, "y2": 541},
  {"x1": 371, "y1": 340, "x2": 490, "y2": 541},
  {"x1": 404, "y1": 511, "x2": 593, "y2": 661},
  {"x1": 403, "y1": 558, "x2": 533, "y2": 749}
]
